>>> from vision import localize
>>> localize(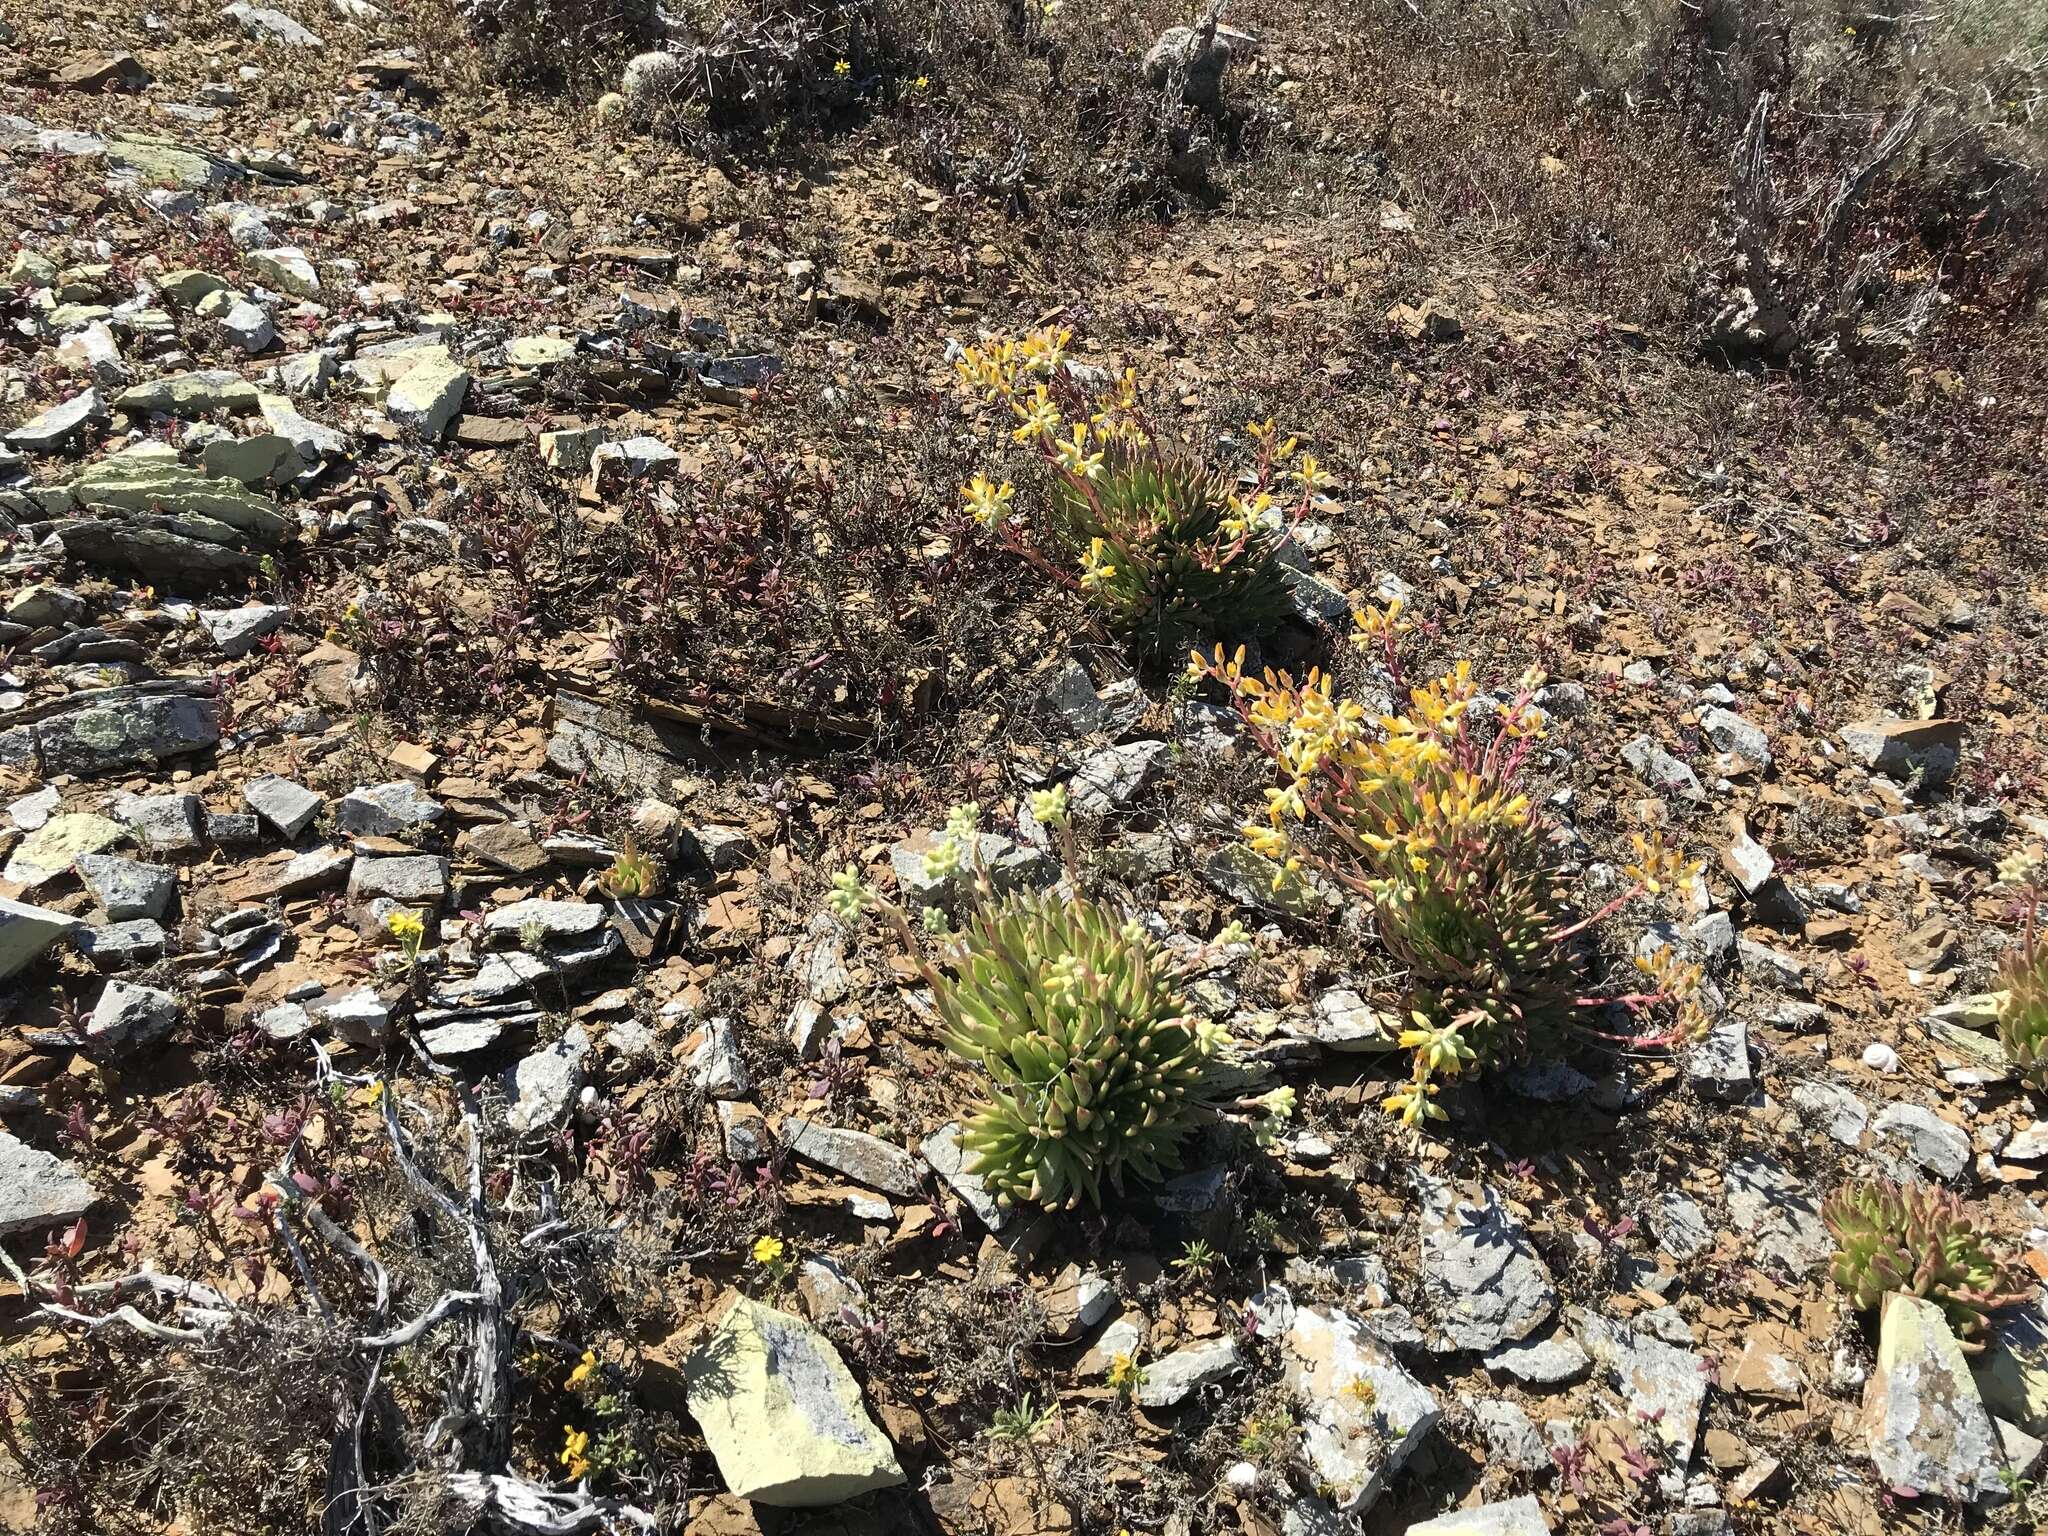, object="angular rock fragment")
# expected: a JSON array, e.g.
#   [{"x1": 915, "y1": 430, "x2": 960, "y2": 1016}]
[
  {"x1": 783, "y1": 1119, "x2": 920, "y2": 1198},
  {"x1": 74, "y1": 854, "x2": 175, "y2": 920},
  {"x1": 682, "y1": 1292, "x2": 904, "y2": 1506},
  {"x1": 336, "y1": 780, "x2": 444, "y2": 837},
  {"x1": 1864, "y1": 1292, "x2": 2010, "y2": 1503},
  {"x1": 1418, "y1": 1178, "x2": 1558, "y2": 1353},
  {"x1": 86, "y1": 979, "x2": 181, "y2": 1053},
  {"x1": 347, "y1": 854, "x2": 448, "y2": 903},
  {"x1": 3, "y1": 812, "x2": 127, "y2": 886},
  {"x1": 0, "y1": 898, "x2": 80, "y2": 981},
  {"x1": 1407, "y1": 1496, "x2": 1550, "y2": 1536},
  {"x1": 244, "y1": 774, "x2": 323, "y2": 838},
  {"x1": 1259, "y1": 1290, "x2": 1440, "y2": 1513},
  {"x1": 922, "y1": 1121, "x2": 1007, "y2": 1232},
  {"x1": 1574, "y1": 1309, "x2": 1706, "y2": 1460},
  {"x1": 1135, "y1": 1337, "x2": 1242, "y2": 1407},
  {"x1": 2, "y1": 687, "x2": 220, "y2": 775},
  {"x1": 0, "y1": 1130, "x2": 95, "y2": 1236}
]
